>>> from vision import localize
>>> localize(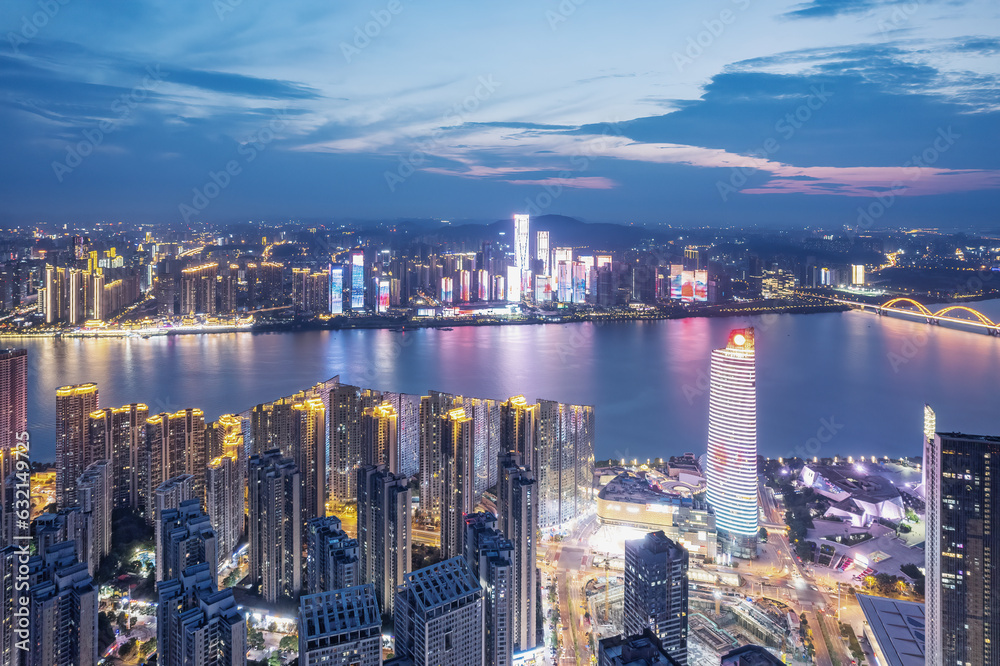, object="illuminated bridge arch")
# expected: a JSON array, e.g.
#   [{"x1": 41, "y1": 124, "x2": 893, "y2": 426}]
[
  {"x1": 932, "y1": 305, "x2": 997, "y2": 328},
  {"x1": 881, "y1": 298, "x2": 933, "y2": 316}
]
